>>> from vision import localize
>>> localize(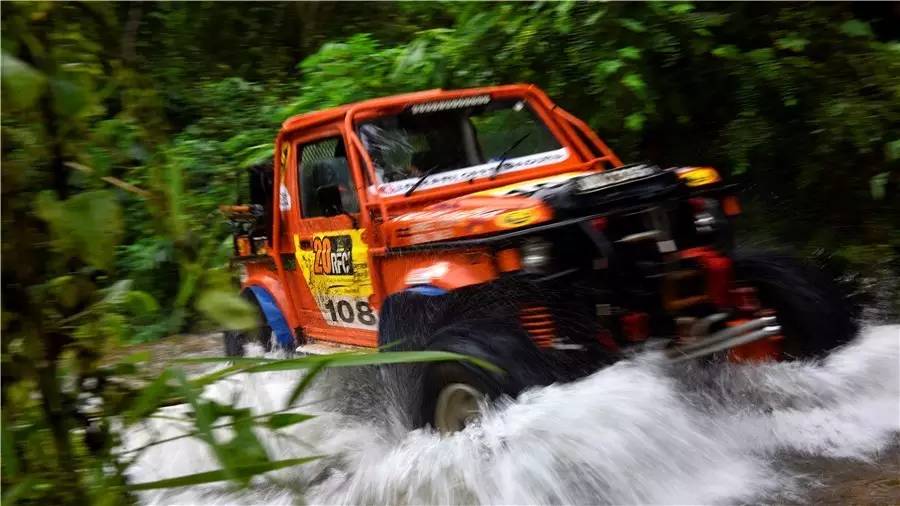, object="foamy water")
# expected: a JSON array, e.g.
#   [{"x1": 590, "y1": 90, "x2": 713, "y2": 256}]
[{"x1": 127, "y1": 325, "x2": 899, "y2": 505}]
